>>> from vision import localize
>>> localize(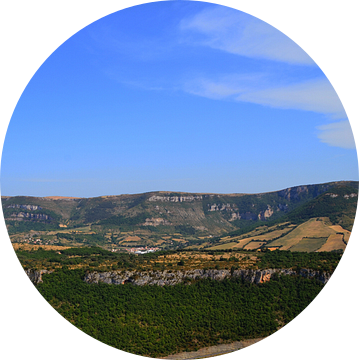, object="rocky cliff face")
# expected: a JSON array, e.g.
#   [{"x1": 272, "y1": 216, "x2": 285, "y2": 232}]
[
  {"x1": 7, "y1": 204, "x2": 42, "y2": 210},
  {"x1": 10, "y1": 212, "x2": 51, "y2": 220},
  {"x1": 25, "y1": 269, "x2": 53, "y2": 285},
  {"x1": 3, "y1": 181, "x2": 356, "y2": 234},
  {"x1": 83, "y1": 268, "x2": 331, "y2": 286},
  {"x1": 143, "y1": 217, "x2": 172, "y2": 226},
  {"x1": 24, "y1": 268, "x2": 331, "y2": 286},
  {"x1": 148, "y1": 195, "x2": 203, "y2": 202}
]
